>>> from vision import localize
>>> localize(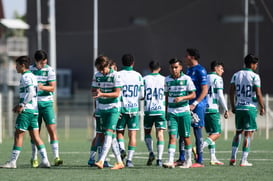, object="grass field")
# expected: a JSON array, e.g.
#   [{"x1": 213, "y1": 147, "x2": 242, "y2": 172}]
[{"x1": 0, "y1": 128, "x2": 272, "y2": 181}]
